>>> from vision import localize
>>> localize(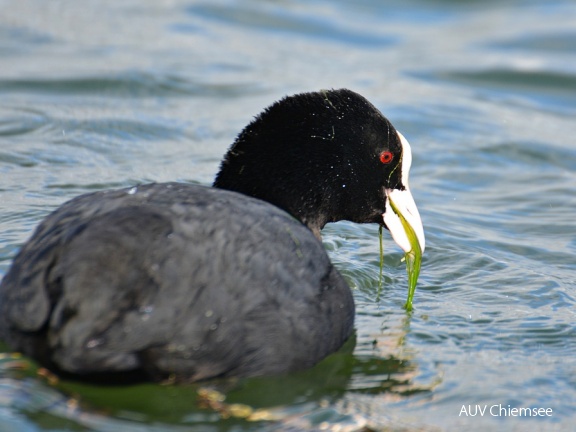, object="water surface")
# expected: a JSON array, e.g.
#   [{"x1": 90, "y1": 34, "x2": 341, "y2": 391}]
[{"x1": 1, "y1": 0, "x2": 575, "y2": 431}]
